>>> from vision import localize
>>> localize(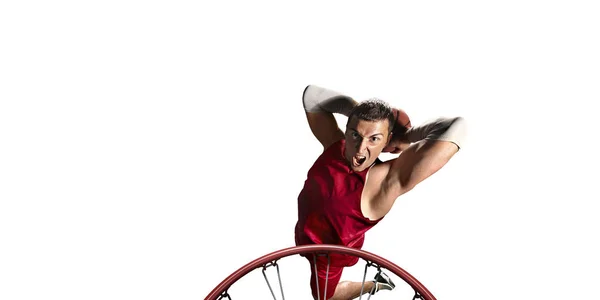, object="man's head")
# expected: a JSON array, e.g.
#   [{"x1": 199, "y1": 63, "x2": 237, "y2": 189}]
[{"x1": 344, "y1": 98, "x2": 395, "y2": 172}]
